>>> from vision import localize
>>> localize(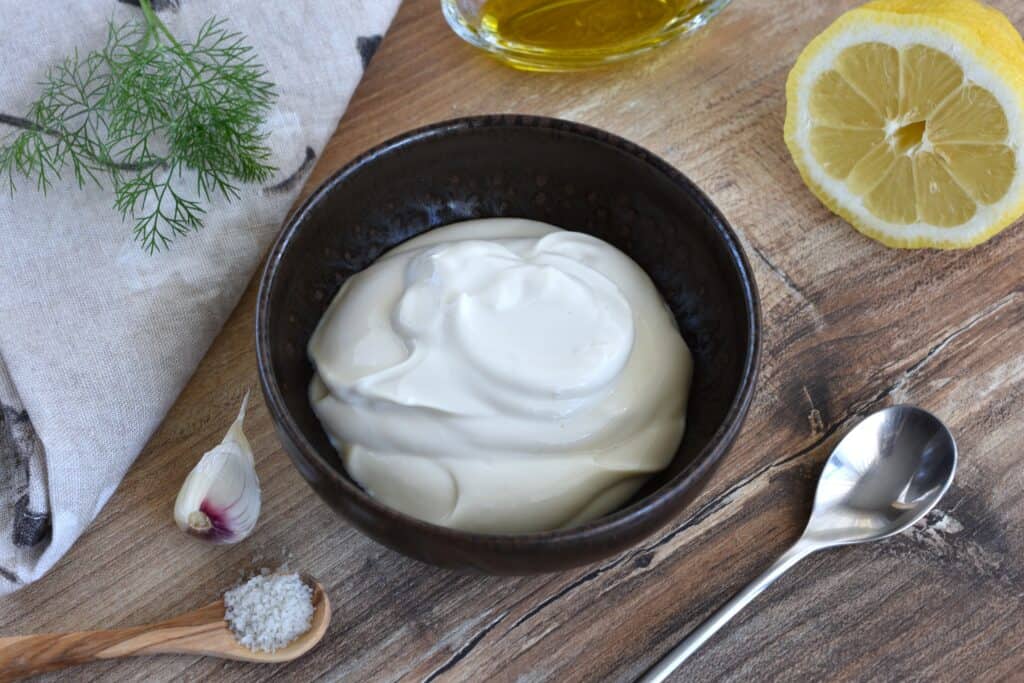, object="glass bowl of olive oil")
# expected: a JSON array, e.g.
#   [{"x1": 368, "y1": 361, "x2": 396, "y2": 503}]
[{"x1": 441, "y1": 0, "x2": 733, "y2": 71}]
